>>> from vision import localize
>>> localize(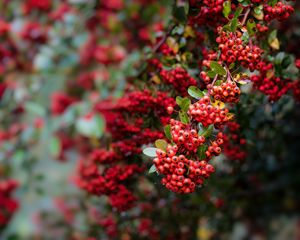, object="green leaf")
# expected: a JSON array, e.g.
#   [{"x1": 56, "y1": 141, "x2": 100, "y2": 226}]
[
  {"x1": 155, "y1": 139, "x2": 168, "y2": 151},
  {"x1": 223, "y1": 1, "x2": 231, "y2": 18},
  {"x1": 282, "y1": 55, "x2": 292, "y2": 69},
  {"x1": 254, "y1": 5, "x2": 263, "y2": 15},
  {"x1": 149, "y1": 164, "x2": 157, "y2": 174},
  {"x1": 179, "y1": 110, "x2": 189, "y2": 124},
  {"x1": 143, "y1": 147, "x2": 158, "y2": 157},
  {"x1": 229, "y1": 62, "x2": 235, "y2": 69},
  {"x1": 241, "y1": 31, "x2": 249, "y2": 43},
  {"x1": 12, "y1": 150, "x2": 25, "y2": 166},
  {"x1": 176, "y1": 97, "x2": 191, "y2": 111},
  {"x1": 215, "y1": 80, "x2": 223, "y2": 86},
  {"x1": 268, "y1": 29, "x2": 277, "y2": 43},
  {"x1": 181, "y1": 98, "x2": 191, "y2": 111},
  {"x1": 246, "y1": 19, "x2": 256, "y2": 36},
  {"x1": 49, "y1": 137, "x2": 61, "y2": 156},
  {"x1": 230, "y1": 18, "x2": 238, "y2": 32},
  {"x1": 176, "y1": 96, "x2": 183, "y2": 106},
  {"x1": 75, "y1": 114, "x2": 105, "y2": 138},
  {"x1": 207, "y1": 70, "x2": 217, "y2": 78},
  {"x1": 199, "y1": 125, "x2": 214, "y2": 138},
  {"x1": 172, "y1": 25, "x2": 184, "y2": 35},
  {"x1": 274, "y1": 52, "x2": 285, "y2": 65},
  {"x1": 173, "y1": 6, "x2": 187, "y2": 24},
  {"x1": 268, "y1": 0, "x2": 277, "y2": 7},
  {"x1": 197, "y1": 145, "x2": 208, "y2": 160},
  {"x1": 222, "y1": 23, "x2": 231, "y2": 32},
  {"x1": 164, "y1": 125, "x2": 172, "y2": 140},
  {"x1": 233, "y1": 6, "x2": 243, "y2": 19},
  {"x1": 188, "y1": 86, "x2": 204, "y2": 99},
  {"x1": 24, "y1": 102, "x2": 46, "y2": 116},
  {"x1": 210, "y1": 61, "x2": 226, "y2": 76}
]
